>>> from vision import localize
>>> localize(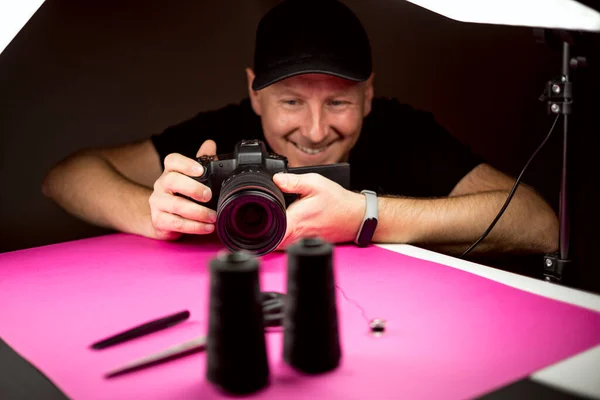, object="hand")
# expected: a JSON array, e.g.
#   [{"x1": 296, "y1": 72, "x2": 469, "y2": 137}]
[
  {"x1": 148, "y1": 140, "x2": 218, "y2": 240},
  {"x1": 273, "y1": 172, "x2": 366, "y2": 250}
]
